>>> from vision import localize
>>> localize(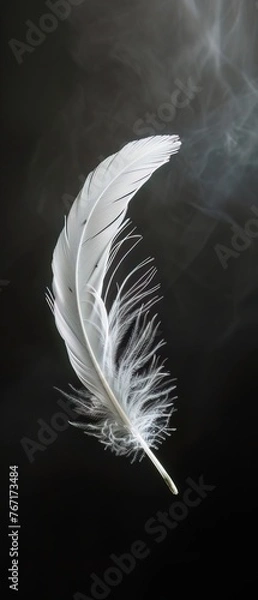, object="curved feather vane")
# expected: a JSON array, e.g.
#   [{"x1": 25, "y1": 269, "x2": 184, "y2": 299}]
[{"x1": 47, "y1": 135, "x2": 181, "y2": 494}]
